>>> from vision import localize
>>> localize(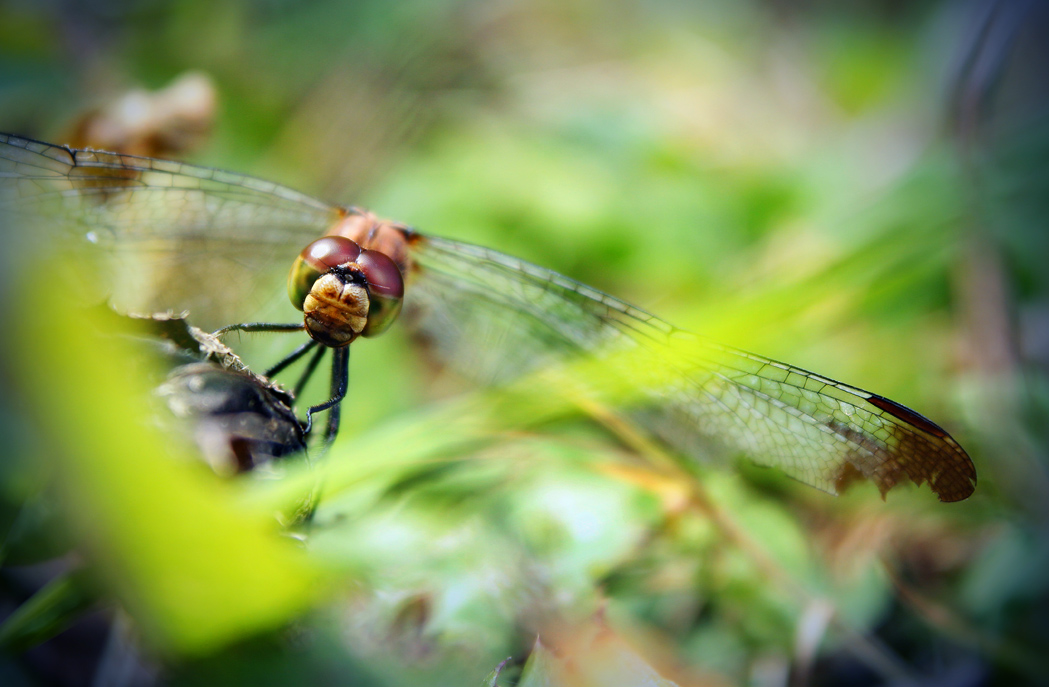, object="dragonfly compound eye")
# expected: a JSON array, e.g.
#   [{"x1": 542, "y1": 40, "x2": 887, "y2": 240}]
[{"x1": 357, "y1": 249, "x2": 404, "y2": 337}]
